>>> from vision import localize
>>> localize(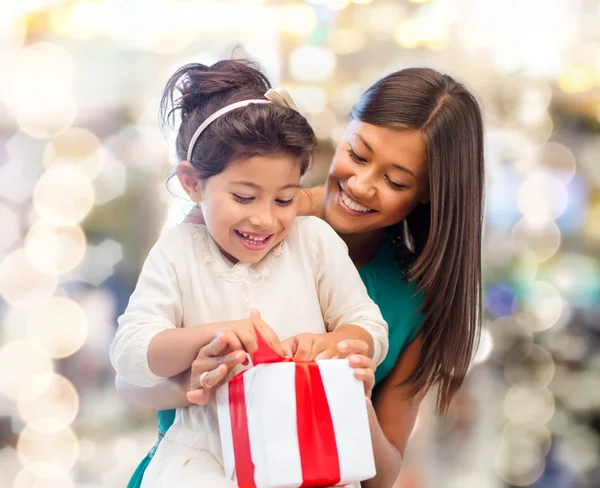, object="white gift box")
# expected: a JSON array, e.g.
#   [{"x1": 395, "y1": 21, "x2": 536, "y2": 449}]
[{"x1": 216, "y1": 359, "x2": 376, "y2": 488}]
